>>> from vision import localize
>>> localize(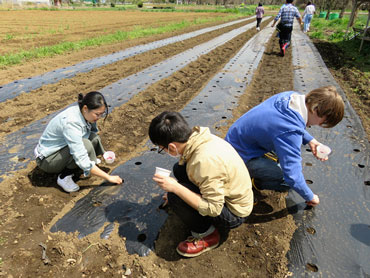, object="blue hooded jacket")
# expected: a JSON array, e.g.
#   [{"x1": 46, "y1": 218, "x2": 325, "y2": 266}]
[{"x1": 225, "y1": 91, "x2": 314, "y2": 201}]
